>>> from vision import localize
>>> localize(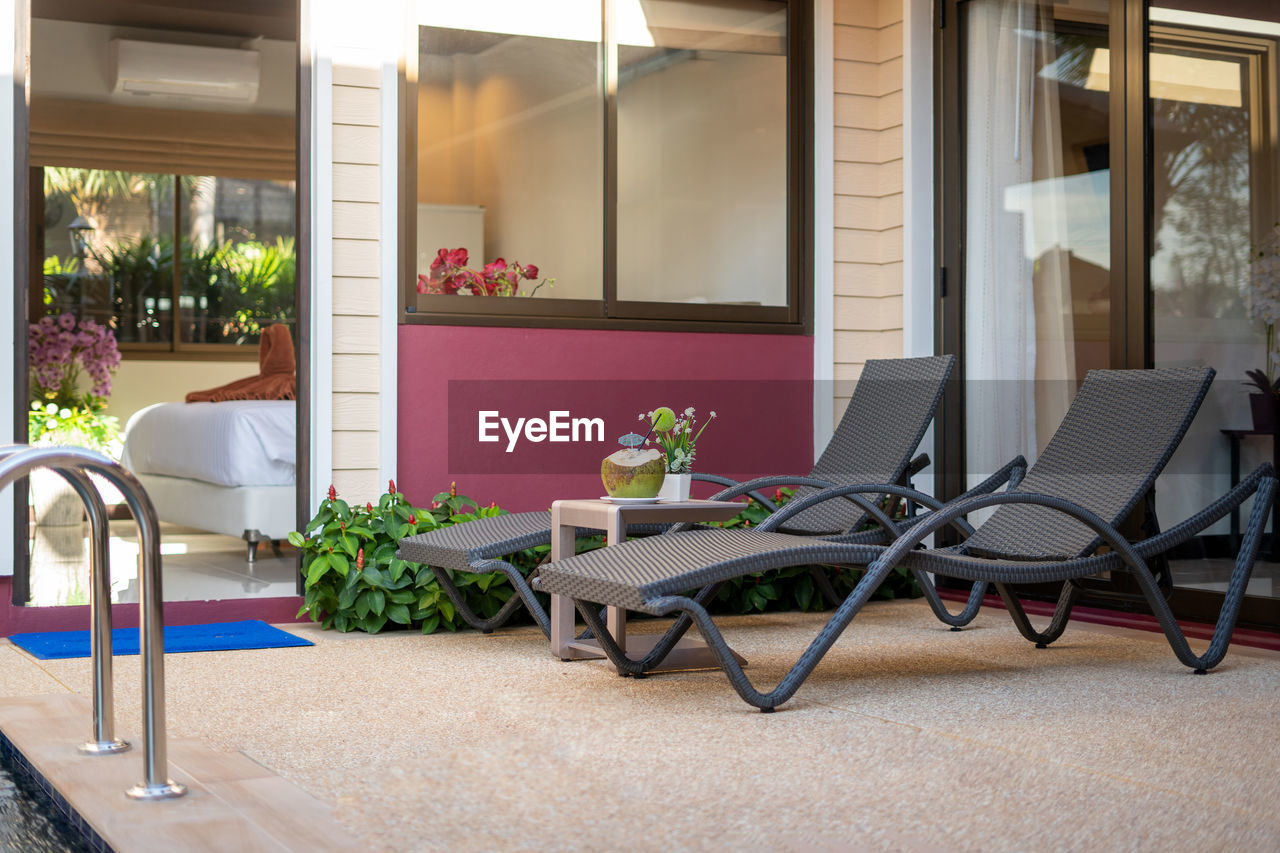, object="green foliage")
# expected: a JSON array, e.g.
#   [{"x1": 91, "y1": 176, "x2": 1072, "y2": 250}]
[
  {"x1": 298, "y1": 482, "x2": 920, "y2": 635},
  {"x1": 706, "y1": 487, "x2": 921, "y2": 612},
  {"x1": 85, "y1": 234, "x2": 296, "y2": 344},
  {"x1": 27, "y1": 401, "x2": 120, "y2": 458},
  {"x1": 295, "y1": 482, "x2": 600, "y2": 635}
]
